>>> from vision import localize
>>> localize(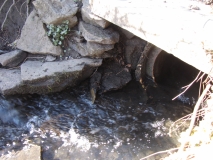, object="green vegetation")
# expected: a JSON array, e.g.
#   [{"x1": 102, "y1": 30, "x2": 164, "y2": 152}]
[{"x1": 46, "y1": 20, "x2": 70, "y2": 46}]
